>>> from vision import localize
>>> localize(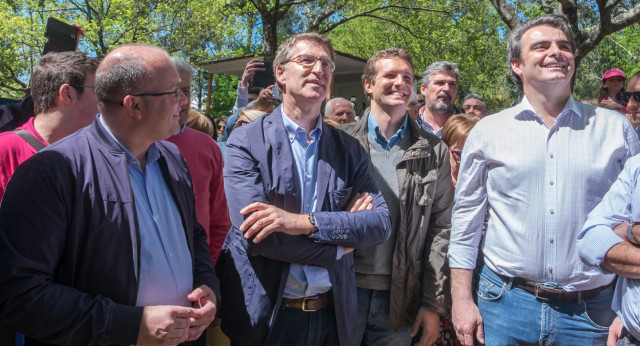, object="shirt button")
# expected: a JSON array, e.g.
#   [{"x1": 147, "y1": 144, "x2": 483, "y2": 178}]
[
  {"x1": 169, "y1": 252, "x2": 173, "y2": 257},
  {"x1": 549, "y1": 153, "x2": 554, "y2": 158},
  {"x1": 305, "y1": 203, "x2": 310, "y2": 208},
  {"x1": 549, "y1": 180, "x2": 554, "y2": 185},
  {"x1": 306, "y1": 174, "x2": 311, "y2": 180},
  {"x1": 549, "y1": 237, "x2": 554, "y2": 243},
  {"x1": 550, "y1": 209, "x2": 554, "y2": 214},
  {"x1": 154, "y1": 215, "x2": 159, "y2": 221},
  {"x1": 548, "y1": 265, "x2": 553, "y2": 273}
]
